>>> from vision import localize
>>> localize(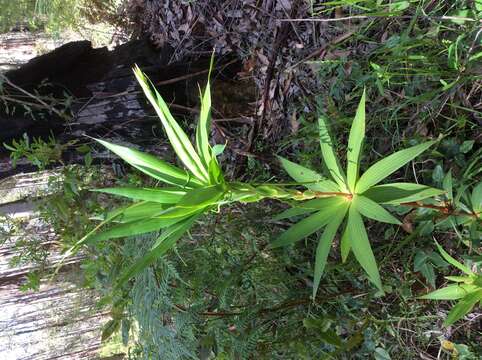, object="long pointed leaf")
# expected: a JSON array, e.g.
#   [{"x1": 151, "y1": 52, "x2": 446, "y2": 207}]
[
  {"x1": 88, "y1": 216, "x2": 187, "y2": 242},
  {"x1": 318, "y1": 115, "x2": 348, "y2": 191},
  {"x1": 444, "y1": 289, "x2": 482, "y2": 326},
  {"x1": 177, "y1": 185, "x2": 224, "y2": 208},
  {"x1": 347, "y1": 204, "x2": 383, "y2": 291},
  {"x1": 356, "y1": 141, "x2": 435, "y2": 194},
  {"x1": 92, "y1": 187, "x2": 185, "y2": 204},
  {"x1": 355, "y1": 195, "x2": 401, "y2": 225},
  {"x1": 196, "y1": 58, "x2": 214, "y2": 168},
  {"x1": 313, "y1": 203, "x2": 349, "y2": 298},
  {"x1": 435, "y1": 242, "x2": 473, "y2": 275},
  {"x1": 346, "y1": 90, "x2": 365, "y2": 192},
  {"x1": 278, "y1": 156, "x2": 340, "y2": 192},
  {"x1": 419, "y1": 284, "x2": 478, "y2": 300},
  {"x1": 271, "y1": 197, "x2": 347, "y2": 248},
  {"x1": 95, "y1": 139, "x2": 198, "y2": 187},
  {"x1": 134, "y1": 66, "x2": 209, "y2": 182},
  {"x1": 116, "y1": 213, "x2": 201, "y2": 287},
  {"x1": 340, "y1": 224, "x2": 351, "y2": 263},
  {"x1": 362, "y1": 183, "x2": 444, "y2": 205}
]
